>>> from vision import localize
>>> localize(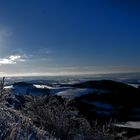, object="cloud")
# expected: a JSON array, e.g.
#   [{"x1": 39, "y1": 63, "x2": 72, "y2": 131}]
[
  {"x1": 0, "y1": 55, "x2": 25, "y2": 65},
  {"x1": 11, "y1": 47, "x2": 52, "y2": 60}
]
